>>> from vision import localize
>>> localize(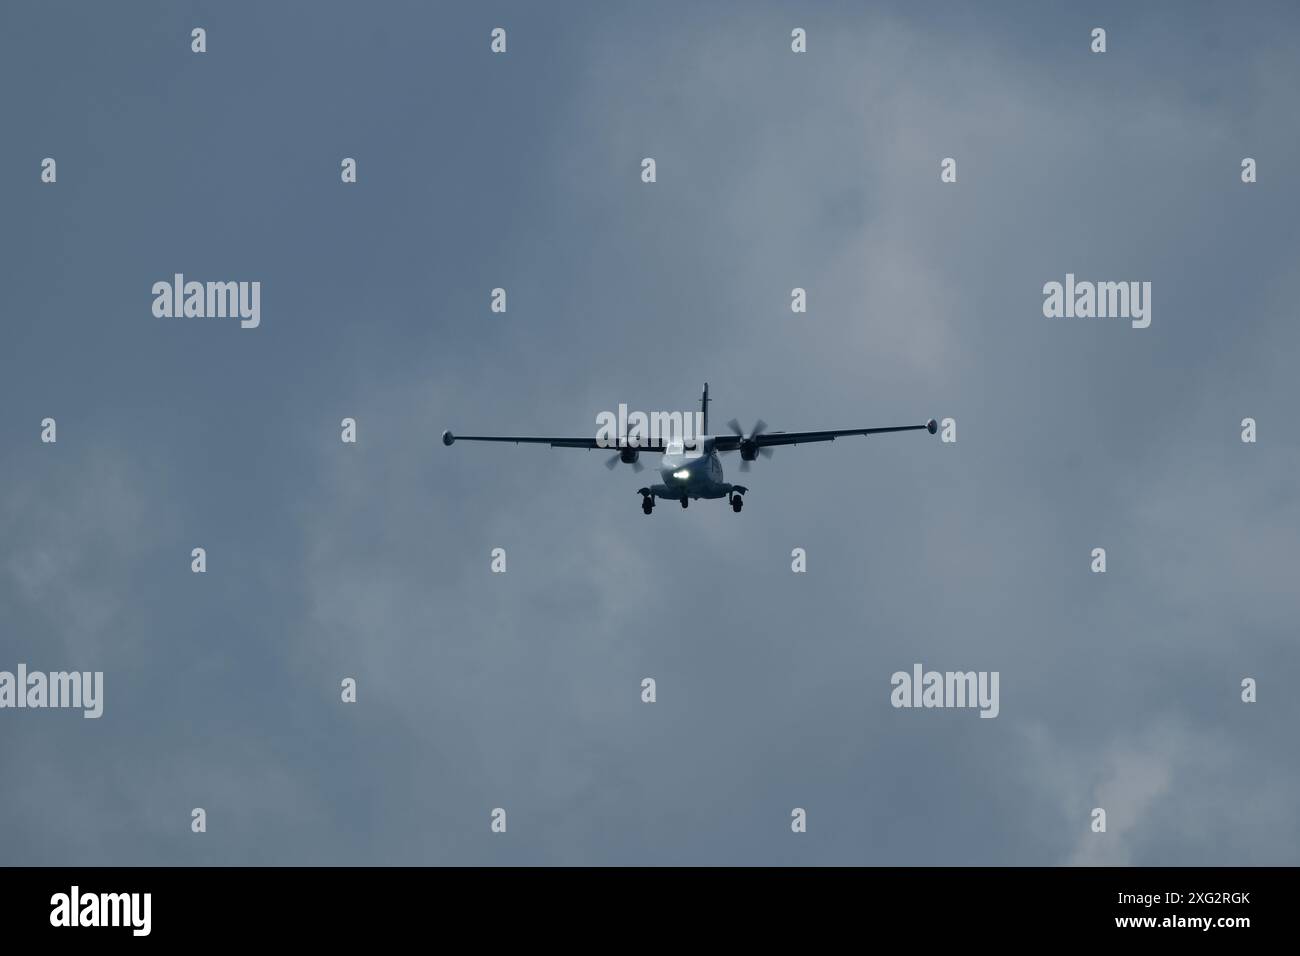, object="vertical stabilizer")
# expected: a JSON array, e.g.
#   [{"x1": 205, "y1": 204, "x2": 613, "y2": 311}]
[{"x1": 701, "y1": 383, "x2": 710, "y2": 435}]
